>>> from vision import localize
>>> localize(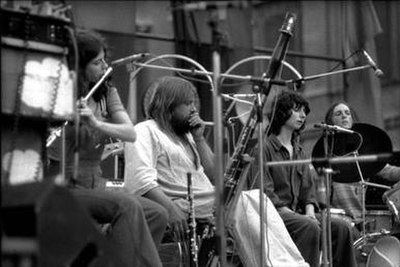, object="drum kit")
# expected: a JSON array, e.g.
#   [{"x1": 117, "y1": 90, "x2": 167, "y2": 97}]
[{"x1": 312, "y1": 123, "x2": 400, "y2": 266}]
